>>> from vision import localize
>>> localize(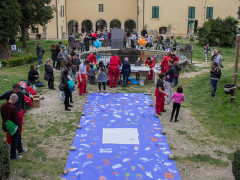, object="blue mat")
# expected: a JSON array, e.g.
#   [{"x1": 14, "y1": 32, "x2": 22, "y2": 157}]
[{"x1": 62, "y1": 93, "x2": 181, "y2": 180}]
